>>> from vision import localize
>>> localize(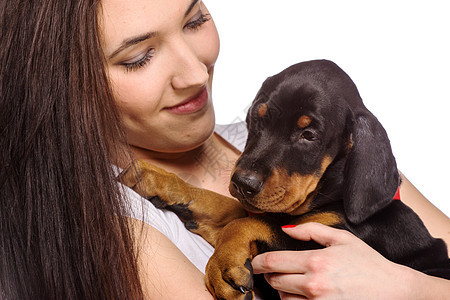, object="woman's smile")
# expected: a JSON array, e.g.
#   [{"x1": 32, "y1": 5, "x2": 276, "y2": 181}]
[{"x1": 164, "y1": 86, "x2": 209, "y2": 114}]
